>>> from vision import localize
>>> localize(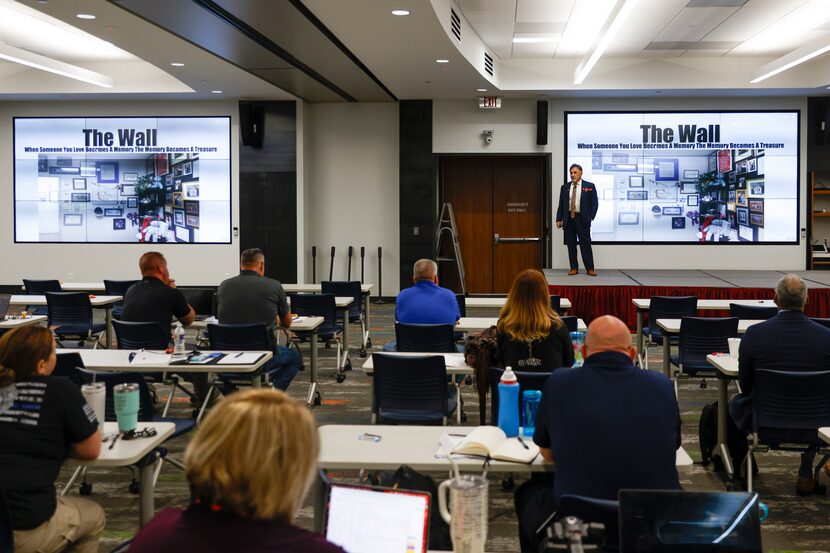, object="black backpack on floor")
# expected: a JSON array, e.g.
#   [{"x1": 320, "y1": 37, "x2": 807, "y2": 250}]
[{"x1": 699, "y1": 400, "x2": 757, "y2": 476}]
